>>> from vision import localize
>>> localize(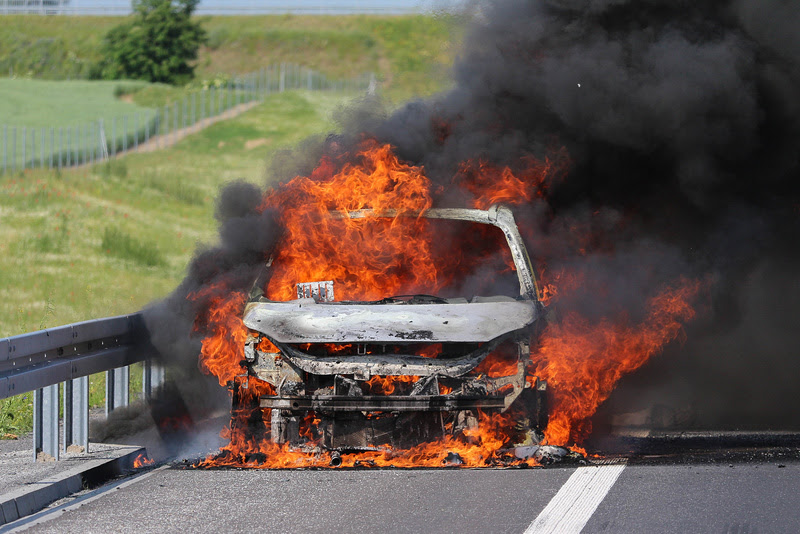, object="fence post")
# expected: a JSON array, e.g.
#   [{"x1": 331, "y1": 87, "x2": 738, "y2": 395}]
[
  {"x1": 105, "y1": 366, "x2": 130, "y2": 415},
  {"x1": 99, "y1": 118, "x2": 109, "y2": 161},
  {"x1": 173, "y1": 101, "x2": 178, "y2": 145},
  {"x1": 201, "y1": 89, "x2": 205, "y2": 122},
  {"x1": 112, "y1": 117, "x2": 117, "y2": 157},
  {"x1": 12, "y1": 126, "x2": 16, "y2": 172},
  {"x1": 89, "y1": 122, "x2": 94, "y2": 166},
  {"x1": 3, "y1": 125, "x2": 6, "y2": 174},
  {"x1": 58, "y1": 128, "x2": 63, "y2": 170},
  {"x1": 40, "y1": 127, "x2": 44, "y2": 169},
  {"x1": 33, "y1": 384, "x2": 59, "y2": 461},
  {"x1": 31, "y1": 127, "x2": 36, "y2": 169},
  {"x1": 280, "y1": 63, "x2": 285, "y2": 92},
  {"x1": 123, "y1": 115, "x2": 128, "y2": 153},
  {"x1": 192, "y1": 92, "x2": 196, "y2": 127},
  {"x1": 63, "y1": 376, "x2": 89, "y2": 453},
  {"x1": 308, "y1": 68, "x2": 313, "y2": 90},
  {"x1": 22, "y1": 126, "x2": 26, "y2": 171},
  {"x1": 66, "y1": 127, "x2": 70, "y2": 167},
  {"x1": 182, "y1": 97, "x2": 187, "y2": 131},
  {"x1": 49, "y1": 127, "x2": 54, "y2": 169},
  {"x1": 210, "y1": 86, "x2": 215, "y2": 117},
  {"x1": 135, "y1": 113, "x2": 139, "y2": 151}
]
